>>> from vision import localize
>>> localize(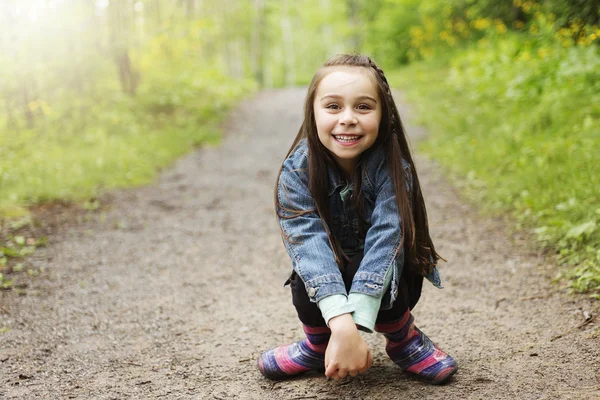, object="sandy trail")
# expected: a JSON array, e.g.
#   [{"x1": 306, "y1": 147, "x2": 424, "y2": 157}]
[{"x1": 1, "y1": 89, "x2": 599, "y2": 400}]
